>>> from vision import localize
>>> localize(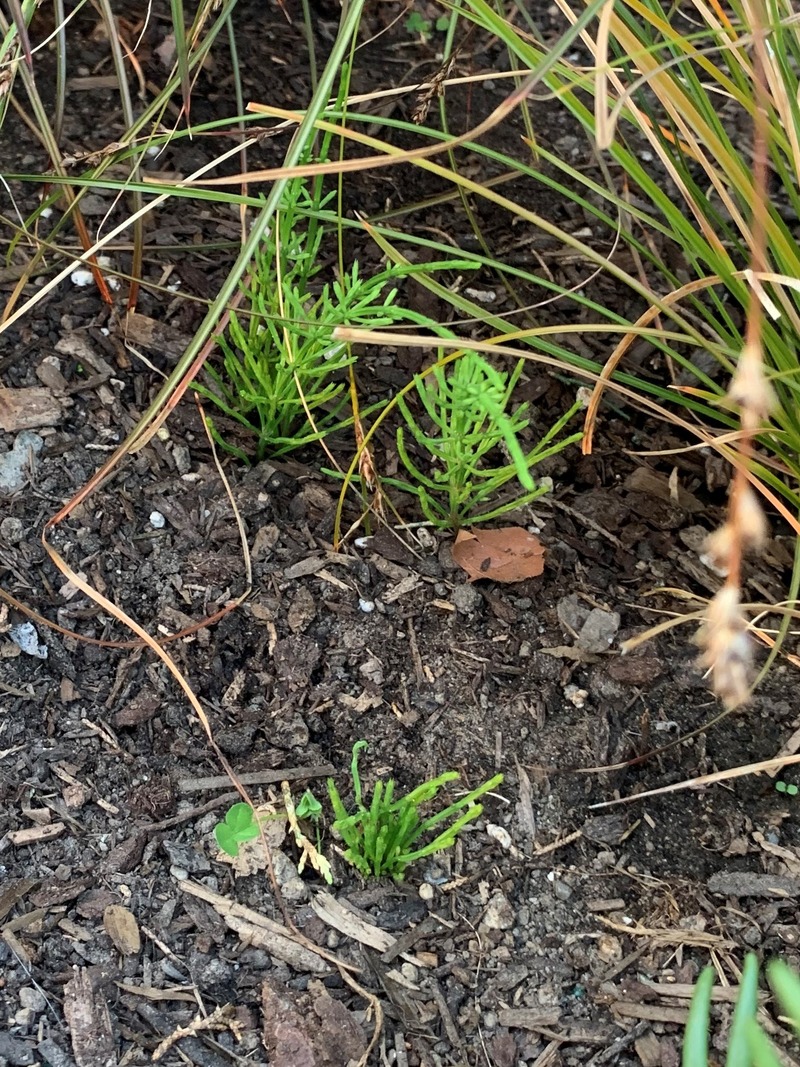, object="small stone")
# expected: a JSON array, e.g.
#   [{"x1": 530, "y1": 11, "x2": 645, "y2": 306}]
[
  {"x1": 400, "y1": 963, "x2": 419, "y2": 983},
  {"x1": 419, "y1": 883, "x2": 435, "y2": 901},
  {"x1": 273, "y1": 852, "x2": 308, "y2": 903},
  {"x1": 596, "y1": 933, "x2": 622, "y2": 963},
  {"x1": 577, "y1": 608, "x2": 620, "y2": 652},
  {"x1": 0, "y1": 1033, "x2": 35, "y2": 1065},
  {"x1": 9, "y1": 622, "x2": 48, "y2": 659},
  {"x1": 358, "y1": 598, "x2": 375, "y2": 613},
  {"x1": 149, "y1": 511, "x2": 166, "y2": 529},
  {"x1": 553, "y1": 880, "x2": 572, "y2": 901},
  {"x1": 557, "y1": 592, "x2": 588, "y2": 633},
  {"x1": 280, "y1": 876, "x2": 308, "y2": 903},
  {"x1": 359, "y1": 656, "x2": 384, "y2": 686},
  {"x1": 0, "y1": 431, "x2": 44, "y2": 493},
  {"x1": 0, "y1": 516, "x2": 24, "y2": 544},
  {"x1": 486, "y1": 824, "x2": 513, "y2": 851},
  {"x1": 172, "y1": 444, "x2": 191, "y2": 475},
  {"x1": 18, "y1": 988, "x2": 46, "y2": 1013},
  {"x1": 452, "y1": 583, "x2": 483, "y2": 614},
  {"x1": 564, "y1": 685, "x2": 588, "y2": 709},
  {"x1": 481, "y1": 890, "x2": 514, "y2": 930}
]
